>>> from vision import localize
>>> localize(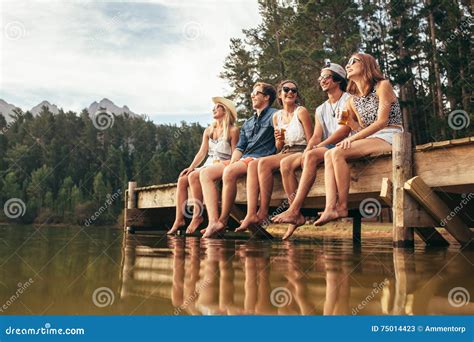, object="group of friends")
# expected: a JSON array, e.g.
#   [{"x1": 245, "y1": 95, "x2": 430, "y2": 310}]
[{"x1": 167, "y1": 52, "x2": 403, "y2": 240}]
